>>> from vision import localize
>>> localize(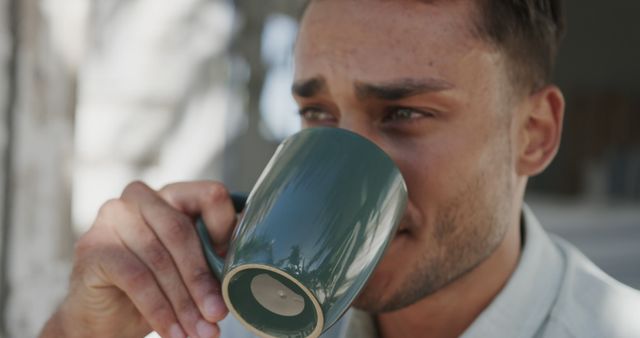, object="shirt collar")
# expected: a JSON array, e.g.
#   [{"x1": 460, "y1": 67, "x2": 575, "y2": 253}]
[
  {"x1": 460, "y1": 204, "x2": 565, "y2": 338},
  {"x1": 339, "y1": 205, "x2": 566, "y2": 338}
]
